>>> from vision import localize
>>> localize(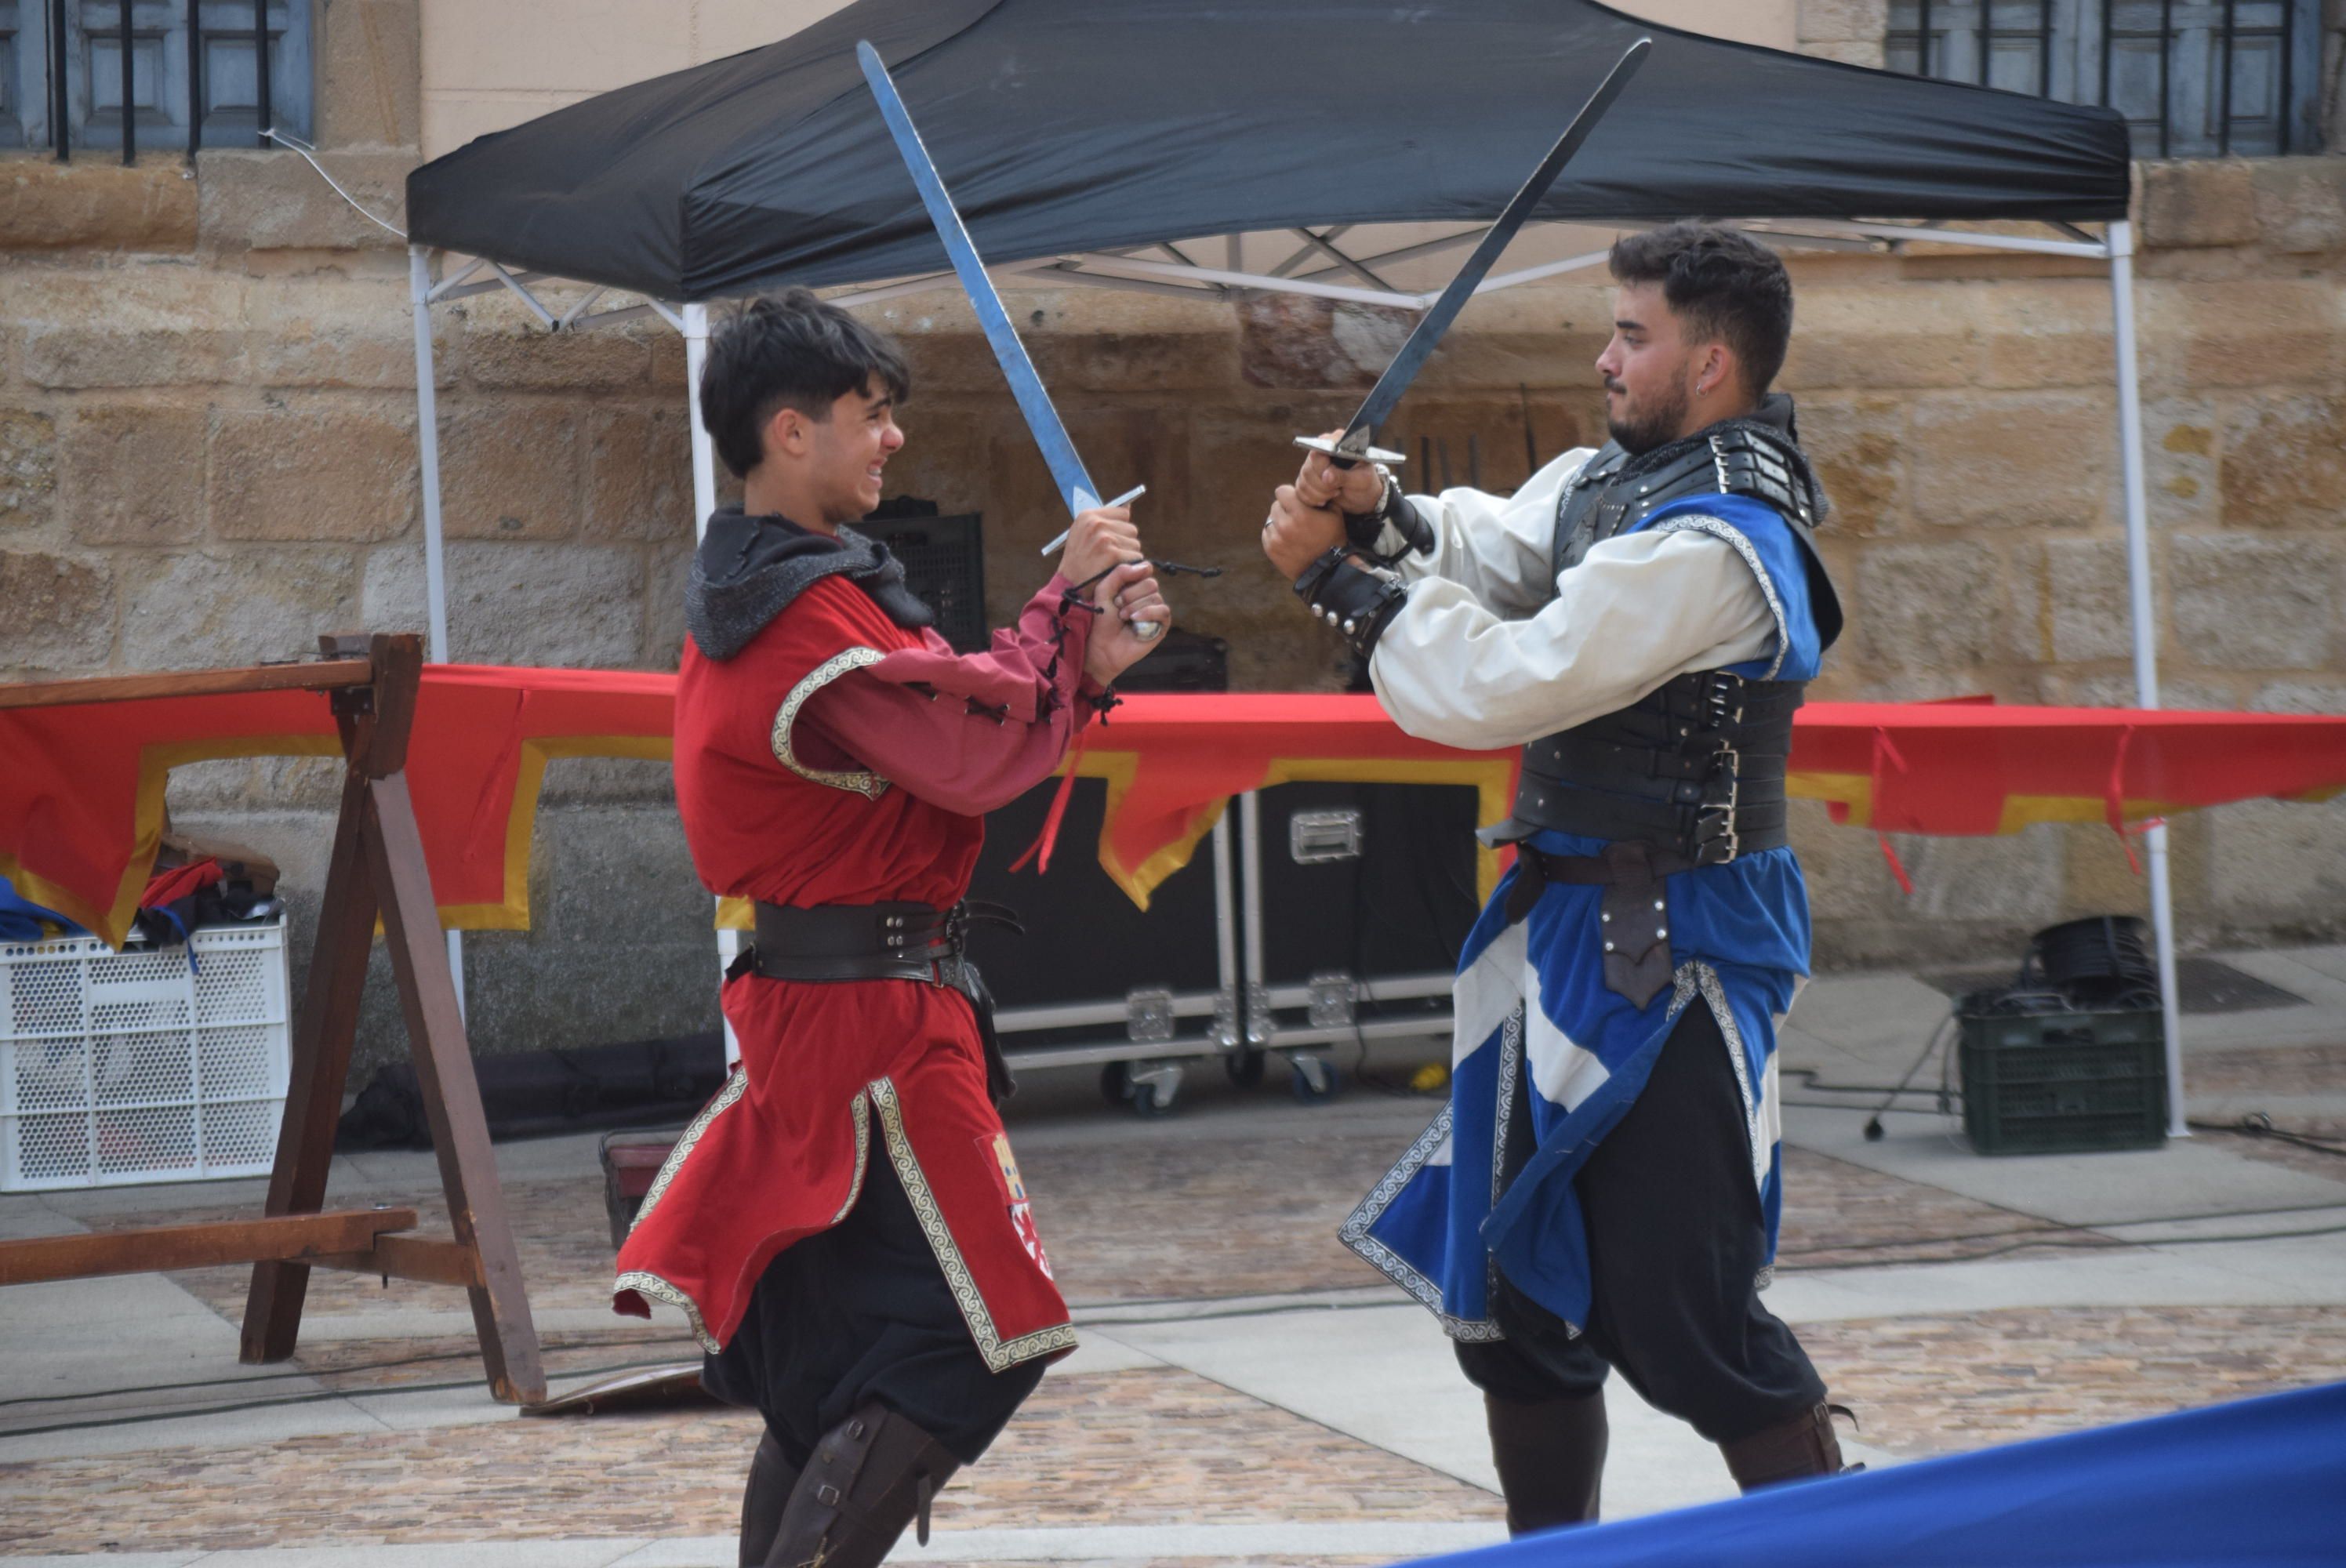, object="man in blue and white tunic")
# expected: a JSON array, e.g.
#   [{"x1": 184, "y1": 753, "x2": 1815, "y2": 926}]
[{"x1": 1262, "y1": 224, "x2": 1848, "y2": 1533}]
